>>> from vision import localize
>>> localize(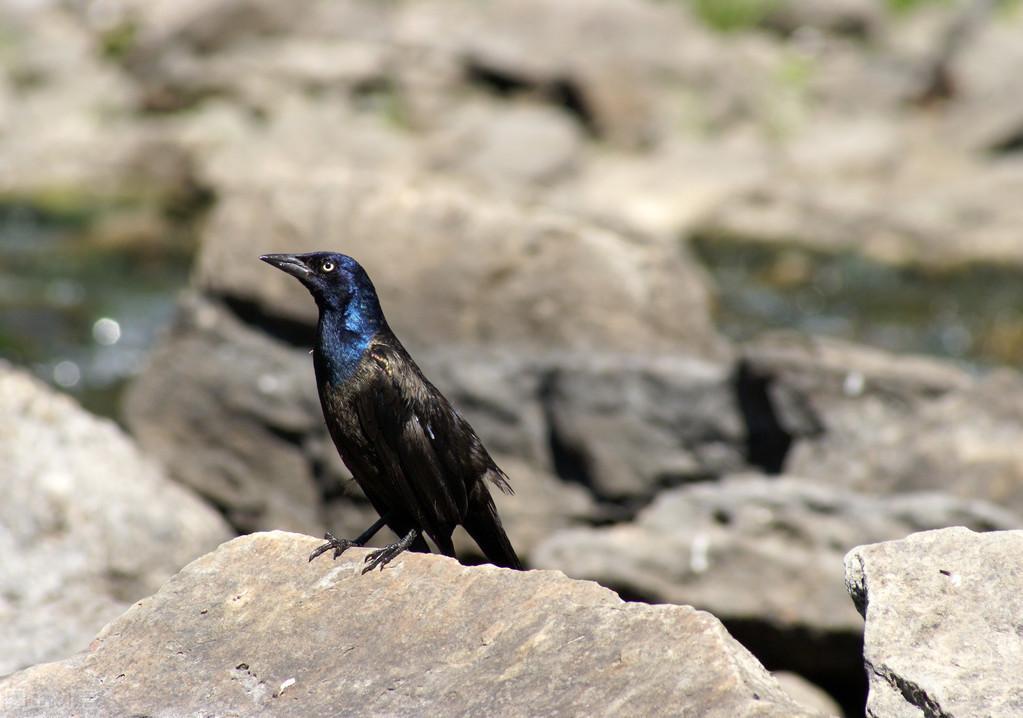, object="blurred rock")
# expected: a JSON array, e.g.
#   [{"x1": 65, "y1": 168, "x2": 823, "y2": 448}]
[
  {"x1": 550, "y1": 138, "x2": 771, "y2": 238},
  {"x1": 533, "y1": 475, "x2": 1019, "y2": 702},
  {"x1": 846, "y1": 527, "x2": 1023, "y2": 718},
  {"x1": 763, "y1": 0, "x2": 882, "y2": 37},
  {"x1": 745, "y1": 334, "x2": 1023, "y2": 514},
  {"x1": 0, "y1": 532, "x2": 828, "y2": 717},
  {"x1": 0, "y1": 362, "x2": 232, "y2": 677},
  {"x1": 541, "y1": 353, "x2": 745, "y2": 501},
  {"x1": 456, "y1": 455, "x2": 597, "y2": 561},
  {"x1": 696, "y1": 153, "x2": 1023, "y2": 268},
  {"x1": 124, "y1": 294, "x2": 326, "y2": 534},
  {"x1": 427, "y1": 101, "x2": 583, "y2": 191},
  {"x1": 773, "y1": 672, "x2": 842, "y2": 718},
  {"x1": 0, "y1": 3, "x2": 176, "y2": 202},
  {"x1": 194, "y1": 168, "x2": 727, "y2": 358},
  {"x1": 928, "y1": 3, "x2": 1023, "y2": 152},
  {"x1": 450, "y1": 0, "x2": 700, "y2": 147}
]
